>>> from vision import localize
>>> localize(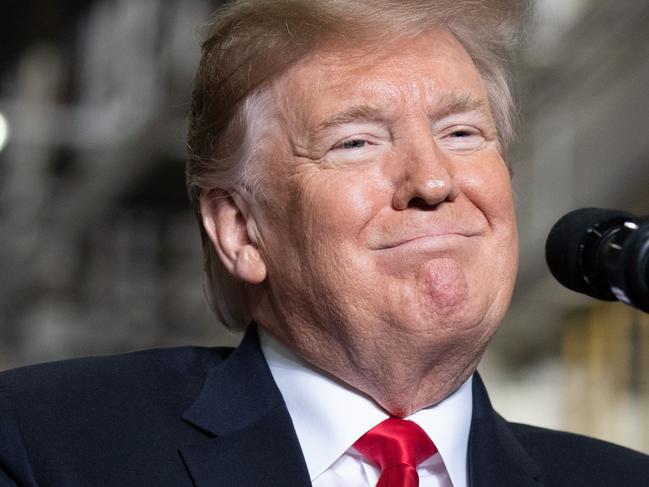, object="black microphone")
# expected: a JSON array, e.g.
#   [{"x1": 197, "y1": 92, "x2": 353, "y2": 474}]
[{"x1": 545, "y1": 208, "x2": 649, "y2": 313}]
